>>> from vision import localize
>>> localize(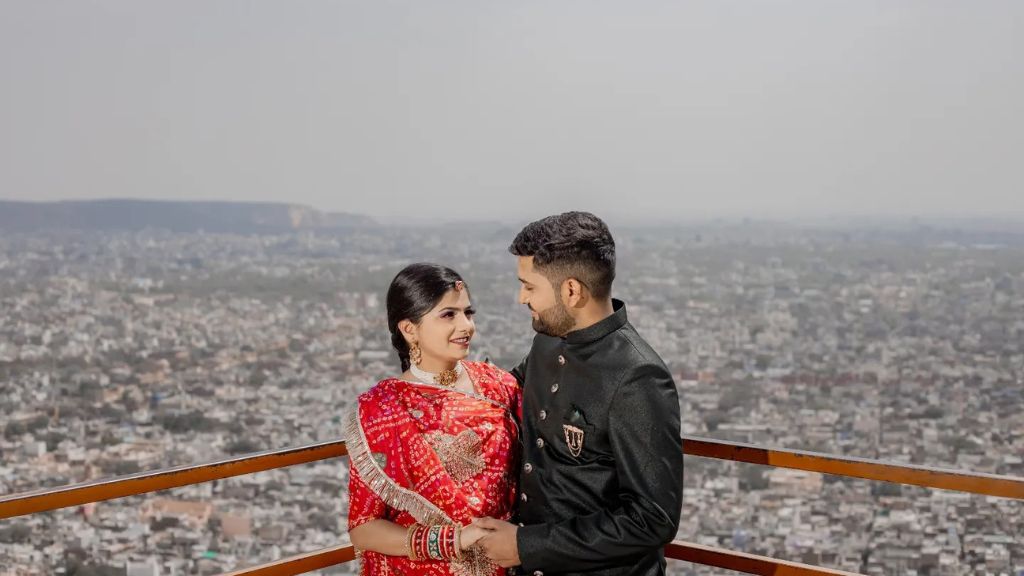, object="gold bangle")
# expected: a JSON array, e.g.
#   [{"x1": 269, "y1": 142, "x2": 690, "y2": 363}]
[{"x1": 406, "y1": 524, "x2": 419, "y2": 561}]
